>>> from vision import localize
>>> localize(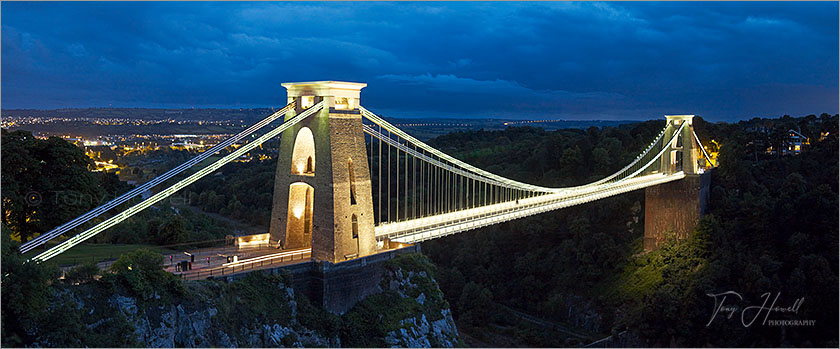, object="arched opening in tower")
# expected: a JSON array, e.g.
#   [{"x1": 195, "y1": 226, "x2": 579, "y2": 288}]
[
  {"x1": 348, "y1": 157, "x2": 357, "y2": 205},
  {"x1": 291, "y1": 127, "x2": 315, "y2": 176},
  {"x1": 286, "y1": 182, "x2": 314, "y2": 245}
]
